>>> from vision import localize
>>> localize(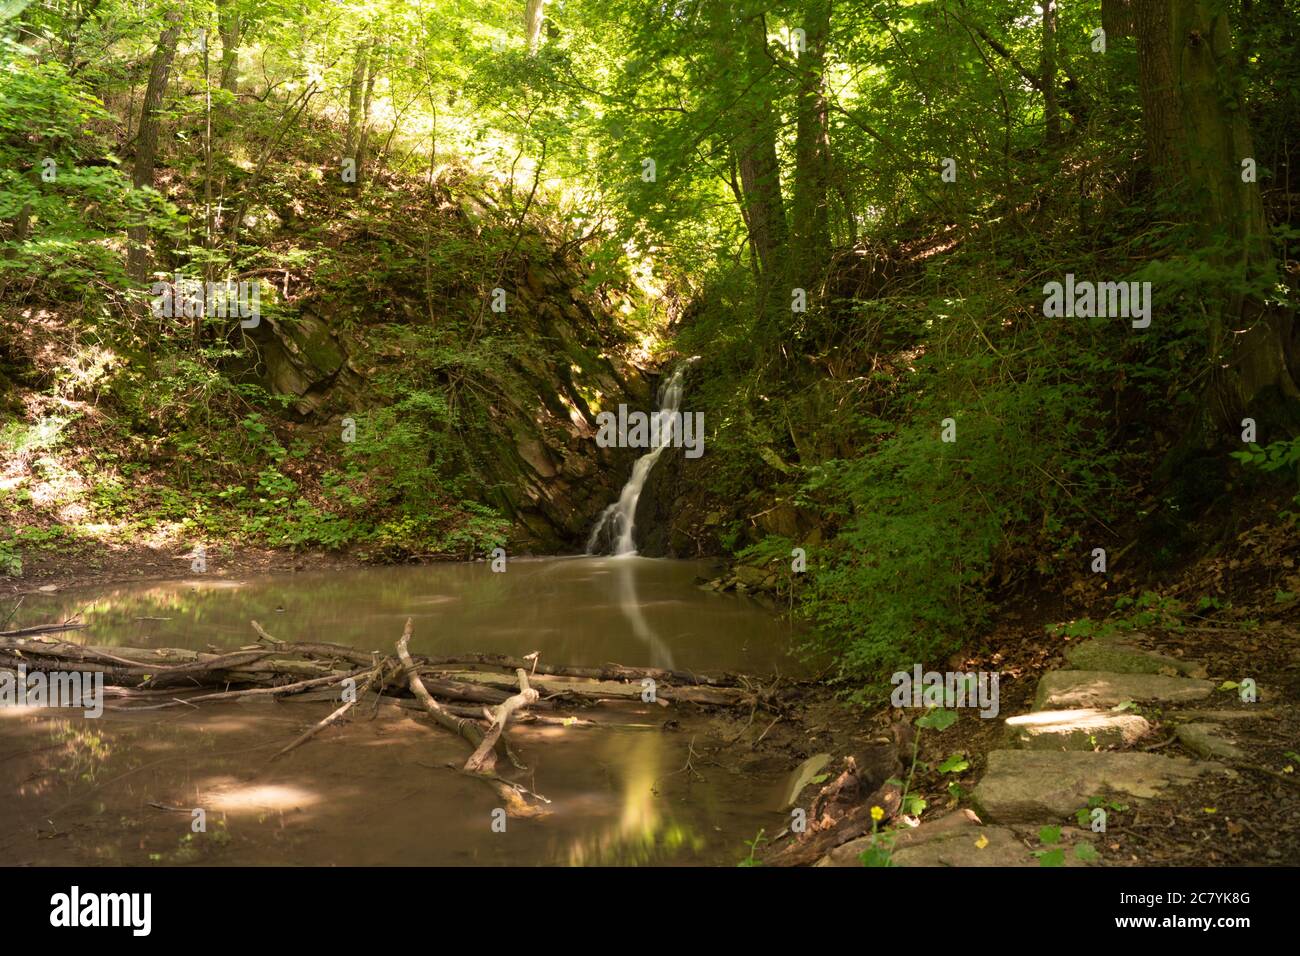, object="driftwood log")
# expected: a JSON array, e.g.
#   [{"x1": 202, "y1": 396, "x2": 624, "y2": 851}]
[
  {"x1": 766, "y1": 728, "x2": 913, "y2": 867},
  {"x1": 1, "y1": 617, "x2": 790, "y2": 817}
]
